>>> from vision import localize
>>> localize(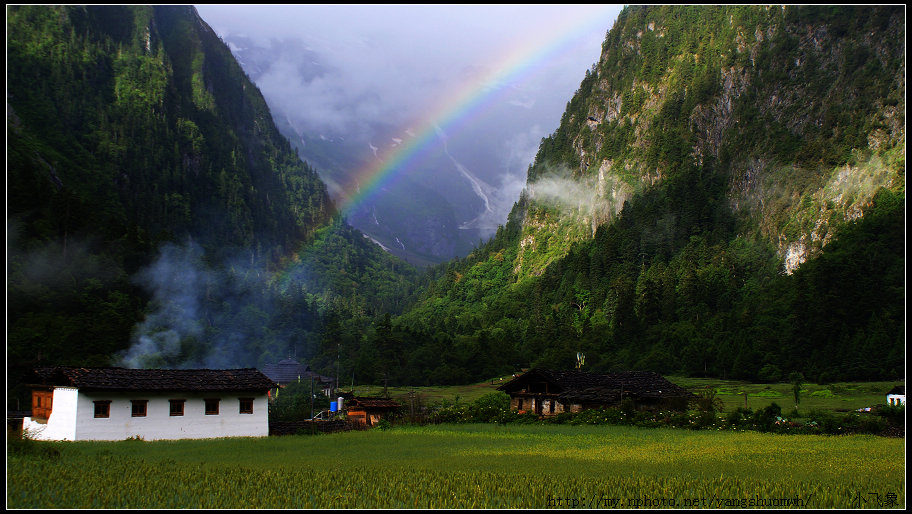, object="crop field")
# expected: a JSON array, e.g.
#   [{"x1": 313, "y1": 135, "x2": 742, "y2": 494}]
[{"x1": 7, "y1": 424, "x2": 904, "y2": 509}]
